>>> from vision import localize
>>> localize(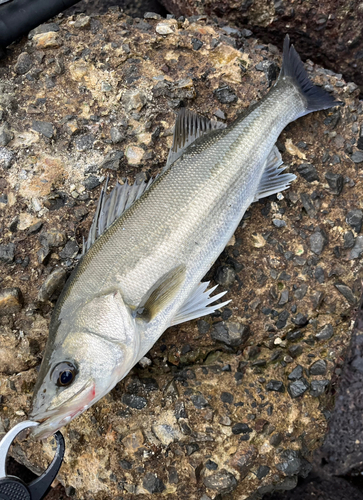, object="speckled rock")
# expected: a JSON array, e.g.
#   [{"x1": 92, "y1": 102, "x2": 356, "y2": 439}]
[{"x1": 0, "y1": 9, "x2": 362, "y2": 500}]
